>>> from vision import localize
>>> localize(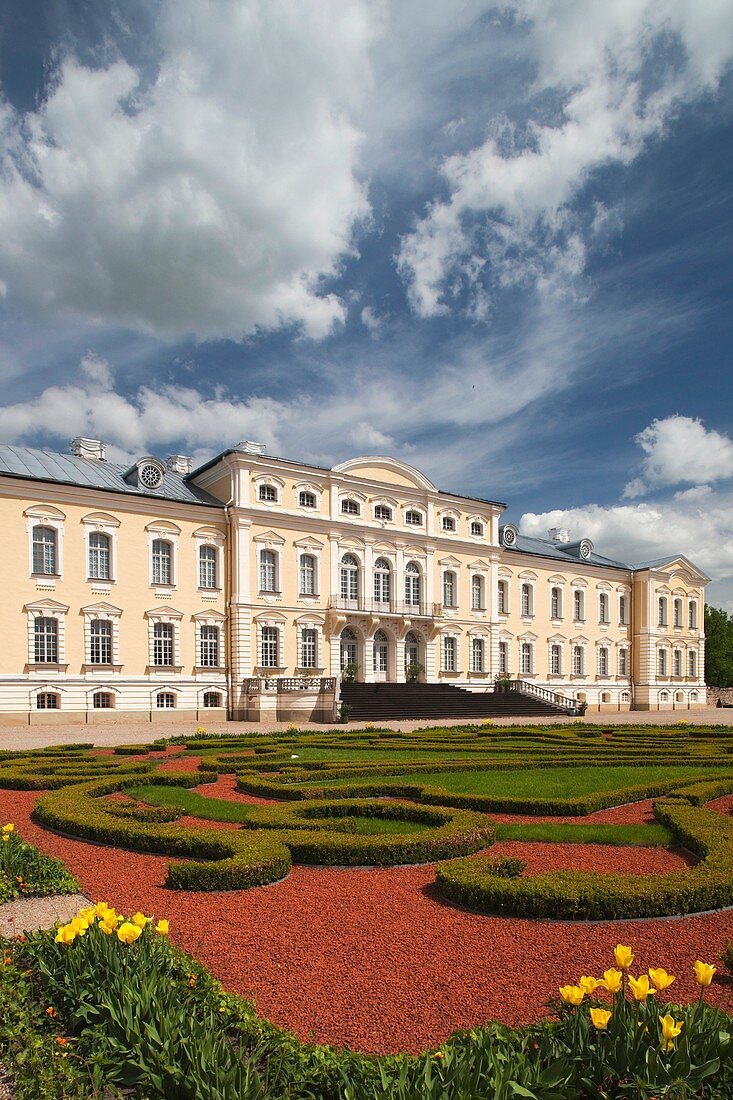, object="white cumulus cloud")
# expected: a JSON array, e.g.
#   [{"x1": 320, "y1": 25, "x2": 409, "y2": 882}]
[
  {"x1": 624, "y1": 416, "x2": 733, "y2": 498},
  {"x1": 0, "y1": 0, "x2": 378, "y2": 340}
]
